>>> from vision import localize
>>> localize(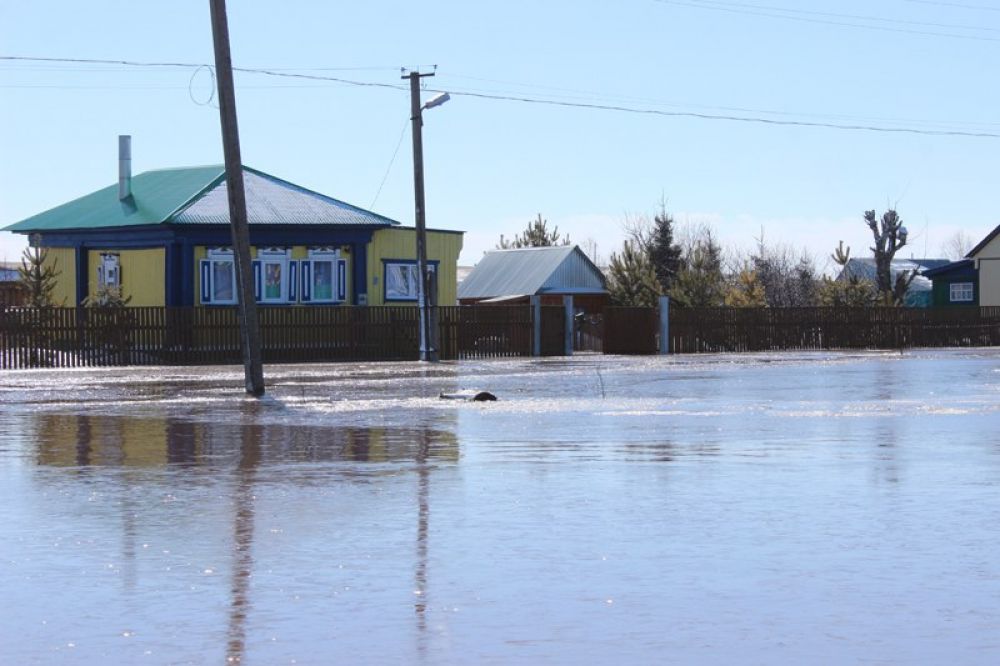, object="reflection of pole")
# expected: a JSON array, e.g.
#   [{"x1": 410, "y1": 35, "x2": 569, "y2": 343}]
[
  {"x1": 405, "y1": 71, "x2": 437, "y2": 362},
  {"x1": 414, "y1": 429, "x2": 430, "y2": 656},
  {"x1": 226, "y1": 420, "x2": 261, "y2": 665},
  {"x1": 209, "y1": 0, "x2": 265, "y2": 396}
]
